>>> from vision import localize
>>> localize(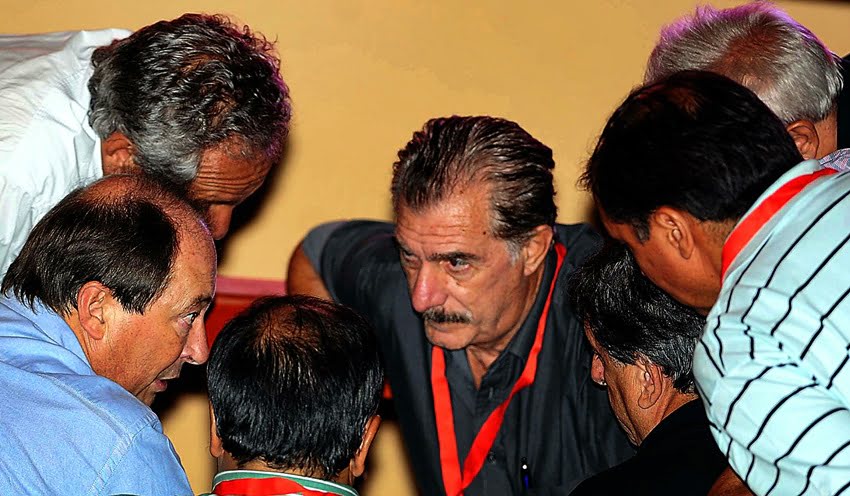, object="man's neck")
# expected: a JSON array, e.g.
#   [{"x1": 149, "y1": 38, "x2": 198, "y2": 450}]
[
  {"x1": 465, "y1": 261, "x2": 547, "y2": 389},
  {"x1": 636, "y1": 392, "x2": 699, "y2": 445},
  {"x1": 234, "y1": 459, "x2": 351, "y2": 486}
]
